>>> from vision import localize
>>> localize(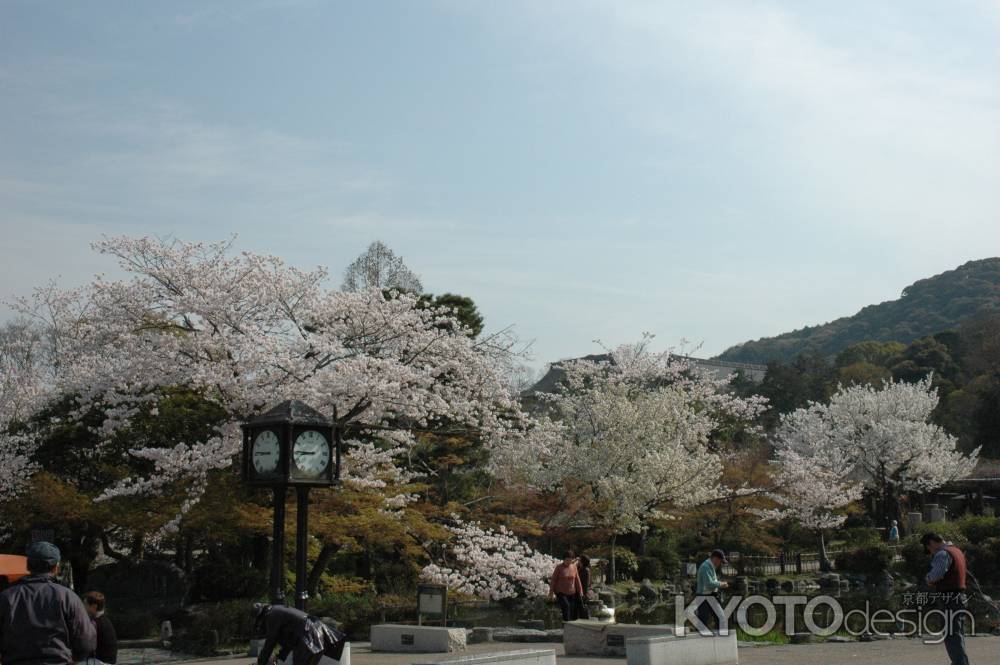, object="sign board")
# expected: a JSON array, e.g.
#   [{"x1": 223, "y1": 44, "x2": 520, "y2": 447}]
[
  {"x1": 606, "y1": 635, "x2": 625, "y2": 647},
  {"x1": 685, "y1": 562, "x2": 698, "y2": 576},
  {"x1": 401, "y1": 634, "x2": 415, "y2": 646},
  {"x1": 417, "y1": 583, "x2": 448, "y2": 626}
]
